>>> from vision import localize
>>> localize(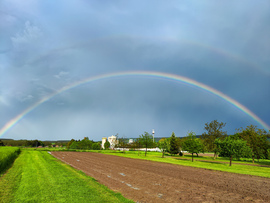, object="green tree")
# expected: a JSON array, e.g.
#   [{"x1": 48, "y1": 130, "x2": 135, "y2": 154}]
[
  {"x1": 67, "y1": 139, "x2": 75, "y2": 149},
  {"x1": 92, "y1": 142, "x2": 101, "y2": 150},
  {"x1": 2, "y1": 139, "x2": 28, "y2": 146},
  {"x1": 24, "y1": 140, "x2": 44, "y2": 147},
  {"x1": 157, "y1": 138, "x2": 169, "y2": 158},
  {"x1": 139, "y1": 132, "x2": 154, "y2": 156},
  {"x1": 104, "y1": 140, "x2": 110, "y2": 150},
  {"x1": 169, "y1": 132, "x2": 178, "y2": 155},
  {"x1": 67, "y1": 138, "x2": 94, "y2": 150},
  {"x1": 182, "y1": 131, "x2": 204, "y2": 162},
  {"x1": 202, "y1": 120, "x2": 227, "y2": 159},
  {"x1": 69, "y1": 141, "x2": 79, "y2": 149},
  {"x1": 79, "y1": 137, "x2": 93, "y2": 150},
  {"x1": 134, "y1": 138, "x2": 142, "y2": 156},
  {"x1": 215, "y1": 137, "x2": 252, "y2": 166},
  {"x1": 236, "y1": 125, "x2": 270, "y2": 162},
  {"x1": 0, "y1": 140, "x2": 5, "y2": 146},
  {"x1": 43, "y1": 141, "x2": 53, "y2": 147},
  {"x1": 116, "y1": 137, "x2": 127, "y2": 148}
]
